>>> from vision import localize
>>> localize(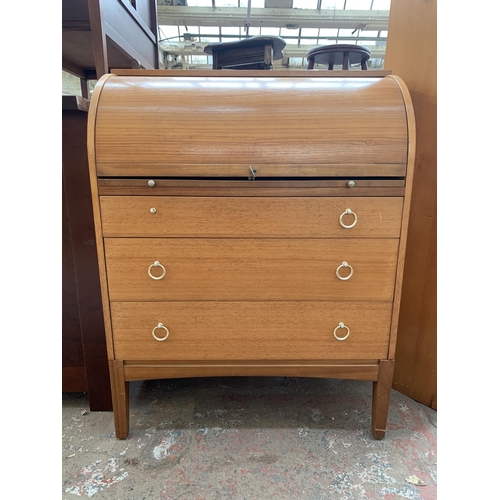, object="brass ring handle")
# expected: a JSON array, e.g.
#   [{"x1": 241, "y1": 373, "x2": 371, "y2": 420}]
[
  {"x1": 333, "y1": 322, "x2": 350, "y2": 341},
  {"x1": 336, "y1": 261, "x2": 354, "y2": 281},
  {"x1": 152, "y1": 323, "x2": 170, "y2": 341},
  {"x1": 148, "y1": 261, "x2": 166, "y2": 280},
  {"x1": 339, "y1": 208, "x2": 358, "y2": 229}
]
